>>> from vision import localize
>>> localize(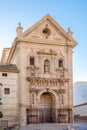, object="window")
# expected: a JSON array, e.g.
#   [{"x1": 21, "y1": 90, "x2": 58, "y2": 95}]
[
  {"x1": 59, "y1": 59, "x2": 63, "y2": 67},
  {"x1": 42, "y1": 28, "x2": 51, "y2": 38},
  {"x1": 30, "y1": 57, "x2": 34, "y2": 65},
  {"x1": 4, "y1": 88, "x2": 10, "y2": 94},
  {"x1": 44, "y1": 60, "x2": 50, "y2": 73},
  {"x1": 2, "y1": 73, "x2": 7, "y2": 77}
]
